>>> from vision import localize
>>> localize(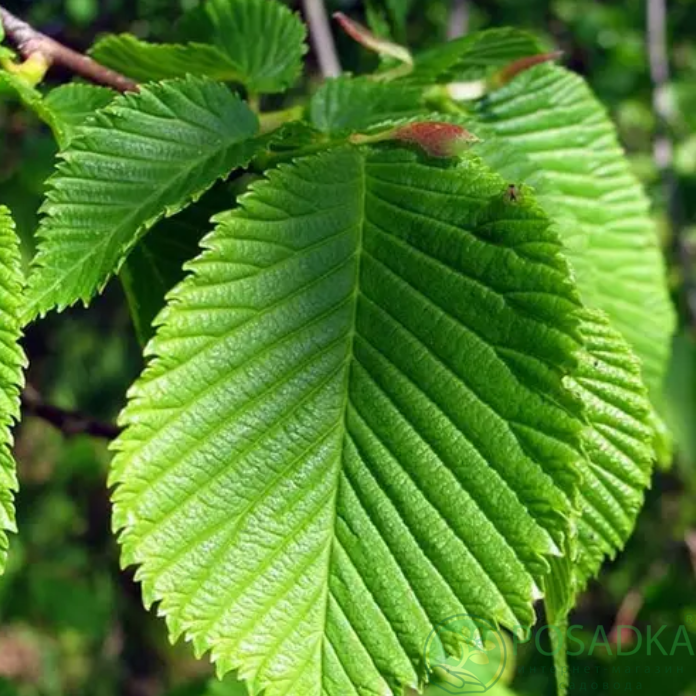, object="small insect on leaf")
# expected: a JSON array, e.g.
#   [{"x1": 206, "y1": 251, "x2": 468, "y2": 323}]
[{"x1": 504, "y1": 183, "x2": 522, "y2": 203}]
